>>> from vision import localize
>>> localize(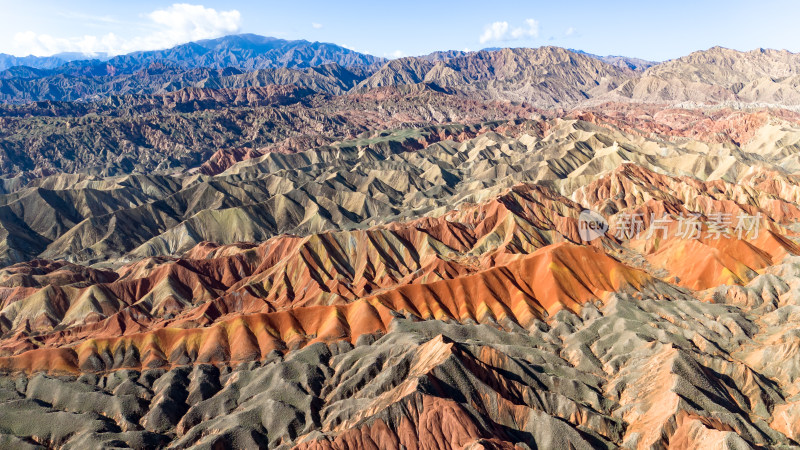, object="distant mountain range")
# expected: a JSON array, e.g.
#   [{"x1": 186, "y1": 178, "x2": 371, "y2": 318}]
[
  {"x1": 0, "y1": 51, "x2": 110, "y2": 71},
  {"x1": 1, "y1": 40, "x2": 654, "y2": 72},
  {"x1": 1, "y1": 33, "x2": 800, "y2": 181},
  {"x1": 1, "y1": 34, "x2": 798, "y2": 110},
  {"x1": 569, "y1": 49, "x2": 657, "y2": 71},
  {"x1": 108, "y1": 34, "x2": 384, "y2": 71},
  {"x1": 0, "y1": 34, "x2": 382, "y2": 73}
]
